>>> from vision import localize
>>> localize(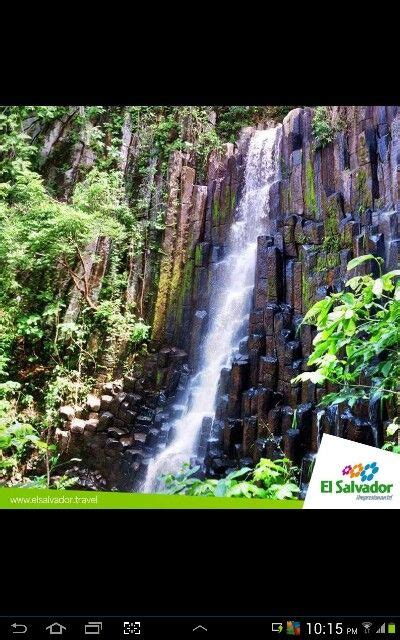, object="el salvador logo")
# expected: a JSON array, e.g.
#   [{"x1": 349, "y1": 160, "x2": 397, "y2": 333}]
[{"x1": 341, "y1": 462, "x2": 379, "y2": 482}]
